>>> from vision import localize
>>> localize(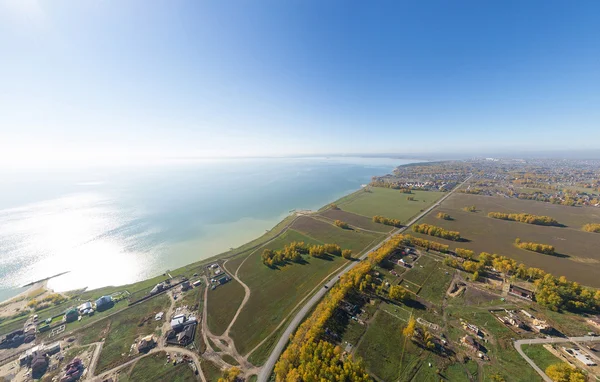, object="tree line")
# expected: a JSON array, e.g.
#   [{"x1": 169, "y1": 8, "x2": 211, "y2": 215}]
[
  {"x1": 274, "y1": 234, "x2": 406, "y2": 380},
  {"x1": 488, "y1": 212, "x2": 560, "y2": 226},
  {"x1": 402, "y1": 234, "x2": 449, "y2": 253},
  {"x1": 373, "y1": 215, "x2": 403, "y2": 228},
  {"x1": 369, "y1": 180, "x2": 414, "y2": 193},
  {"x1": 514, "y1": 238, "x2": 555, "y2": 255},
  {"x1": 262, "y1": 241, "x2": 351, "y2": 267},
  {"x1": 412, "y1": 223, "x2": 462, "y2": 241}
]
